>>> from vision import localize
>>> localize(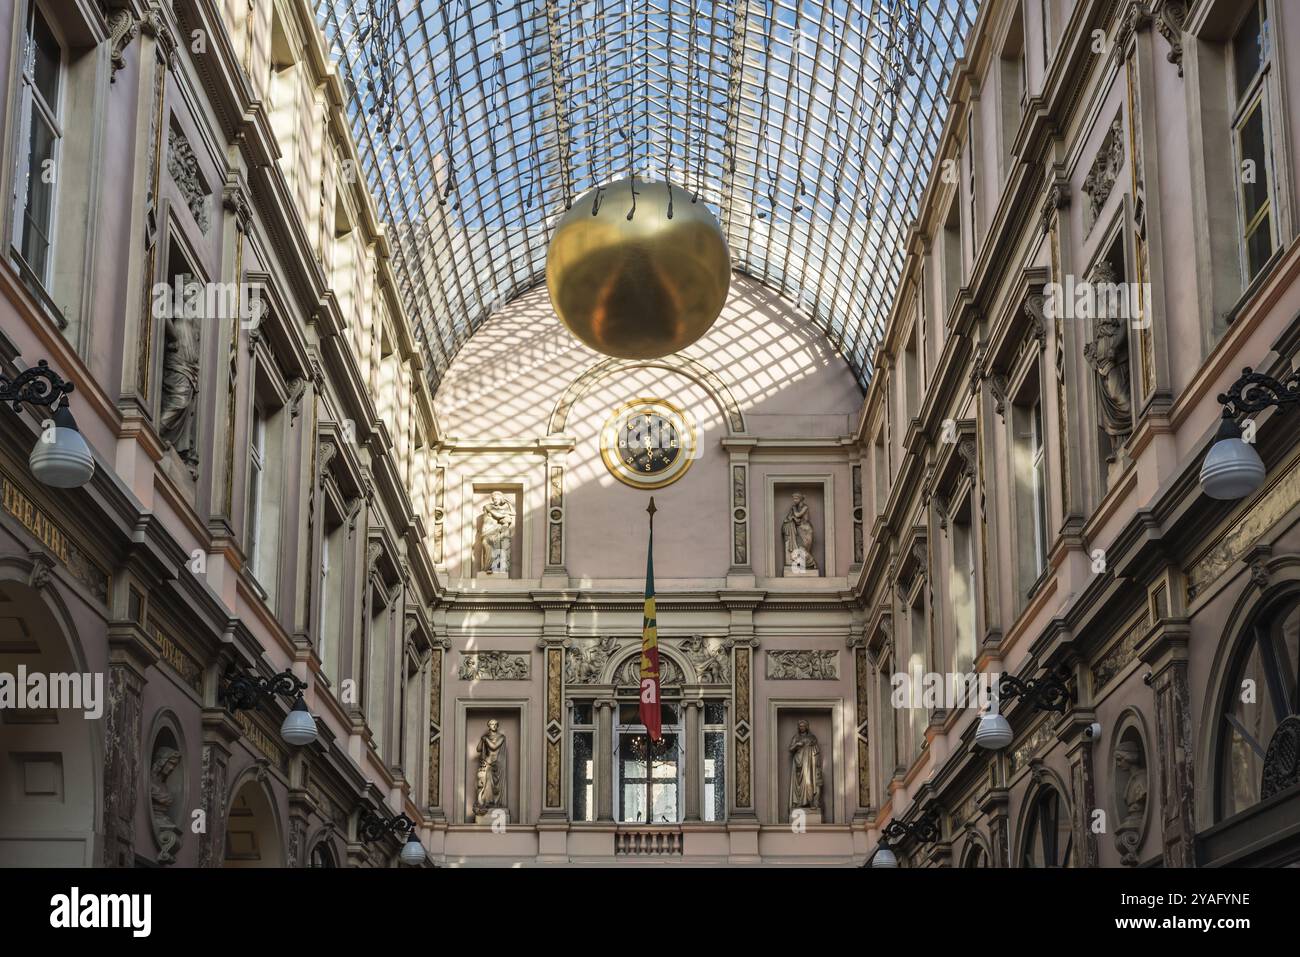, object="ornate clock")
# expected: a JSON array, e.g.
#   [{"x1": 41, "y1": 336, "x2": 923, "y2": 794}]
[{"x1": 600, "y1": 398, "x2": 697, "y2": 489}]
